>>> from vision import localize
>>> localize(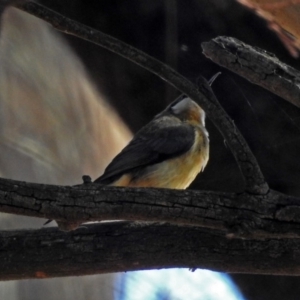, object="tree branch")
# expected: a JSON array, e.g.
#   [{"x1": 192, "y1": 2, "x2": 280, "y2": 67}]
[
  {"x1": 0, "y1": 2, "x2": 300, "y2": 281},
  {"x1": 2, "y1": 221, "x2": 300, "y2": 281},
  {"x1": 0, "y1": 177, "x2": 300, "y2": 238},
  {"x1": 202, "y1": 36, "x2": 300, "y2": 109},
  {"x1": 14, "y1": 2, "x2": 268, "y2": 194}
]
